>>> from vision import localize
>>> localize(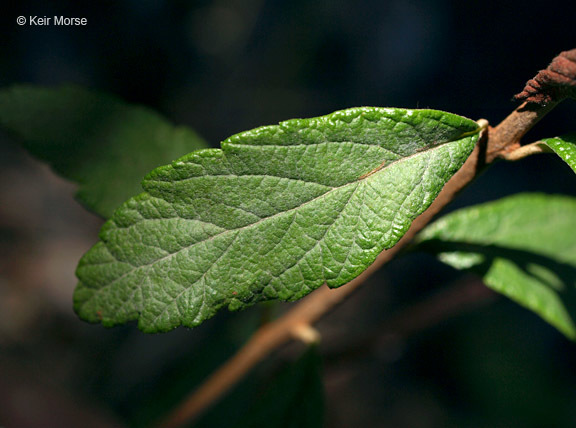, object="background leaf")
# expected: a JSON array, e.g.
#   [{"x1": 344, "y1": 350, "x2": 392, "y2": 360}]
[
  {"x1": 0, "y1": 85, "x2": 208, "y2": 218},
  {"x1": 232, "y1": 346, "x2": 324, "y2": 428},
  {"x1": 540, "y1": 133, "x2": 576, "y2": 174},
  {"x1": 74, "y1": 107, "x2": 479, "y2": 332},
  {"x1": 416, "y1": 193, "x2": 576, "y2": 339}
]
